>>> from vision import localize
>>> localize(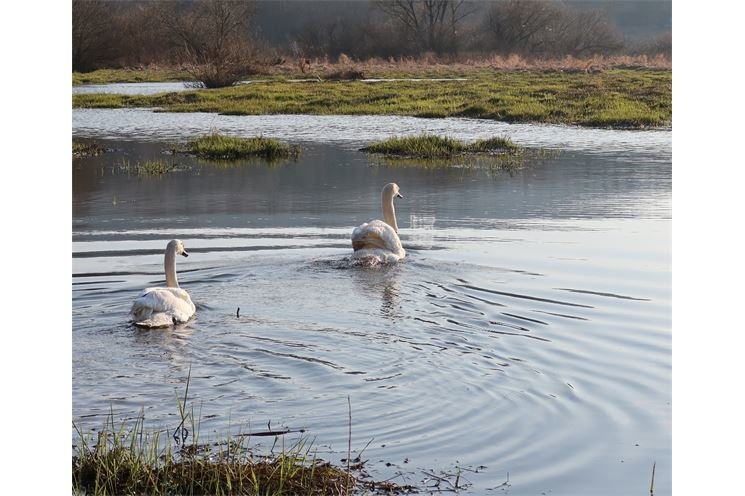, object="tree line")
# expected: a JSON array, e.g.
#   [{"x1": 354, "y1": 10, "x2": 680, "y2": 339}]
[{"x1": 73, "y1": 0, "x2": 671, "y2": 85}]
